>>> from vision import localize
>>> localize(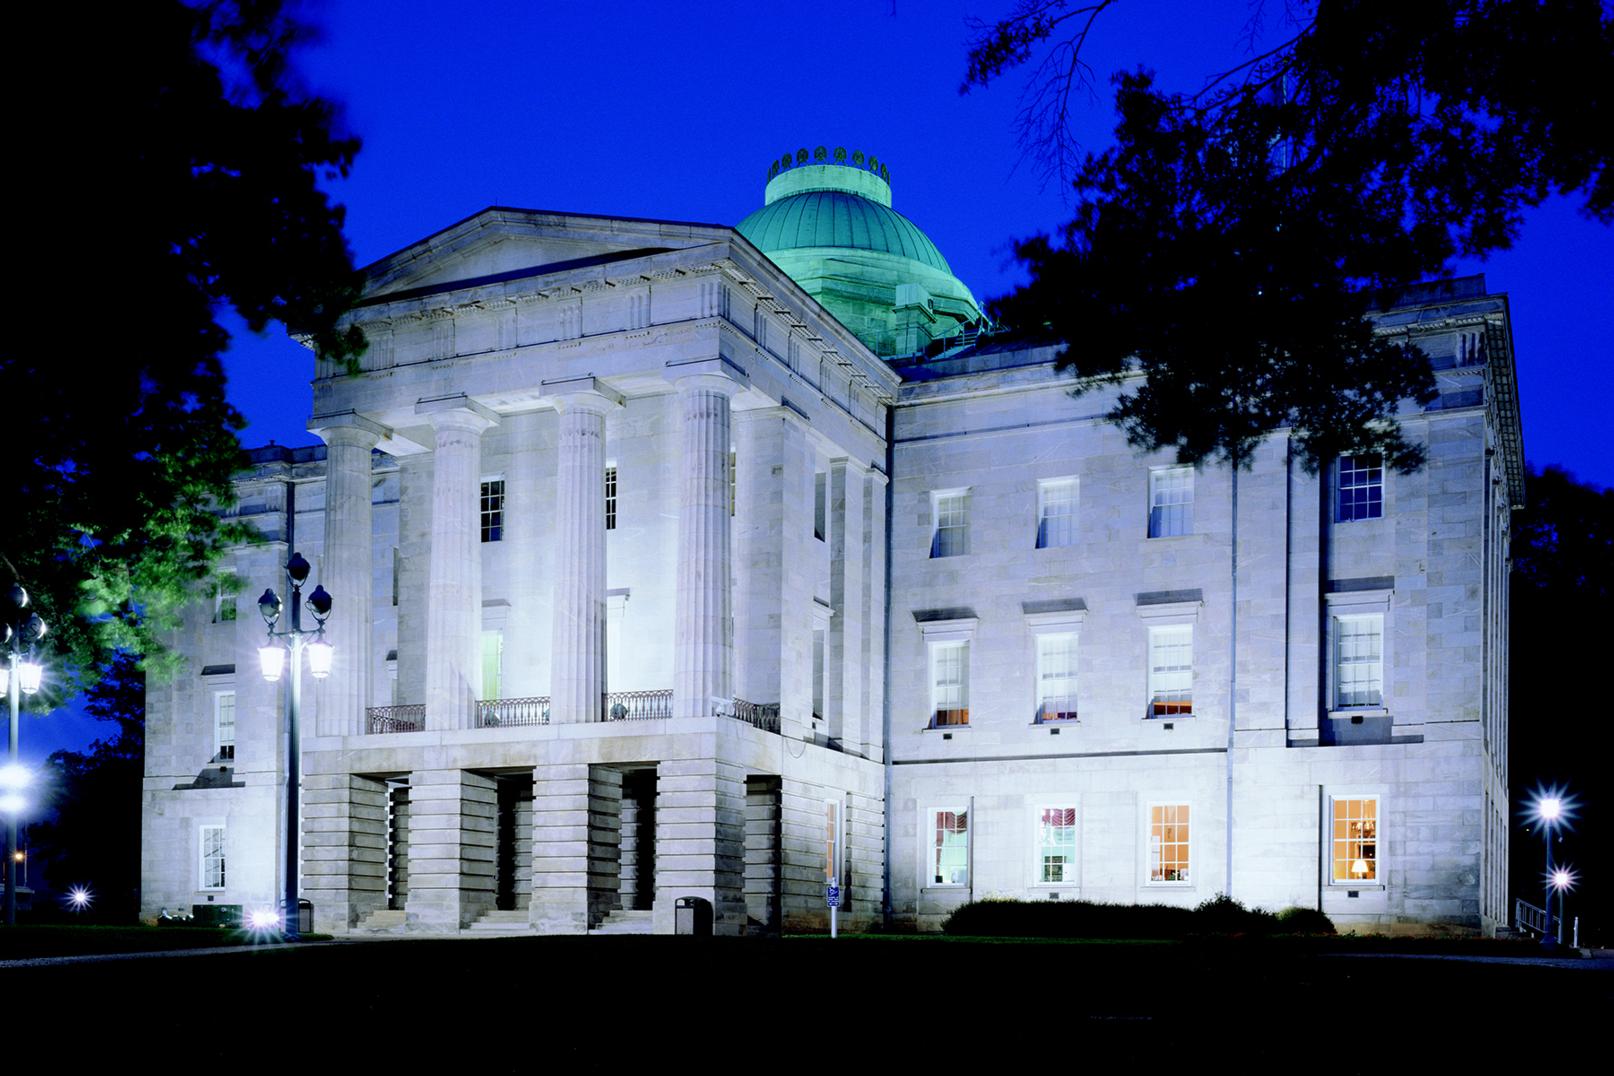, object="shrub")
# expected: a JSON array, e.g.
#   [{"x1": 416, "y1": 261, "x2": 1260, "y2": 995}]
[
  {"x1": 1192, "y1": 894, "x2": 1278, "y2": 936},
  {"x1": 1274, "y1": 906, "x2": 1336, "y2": 935}
]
